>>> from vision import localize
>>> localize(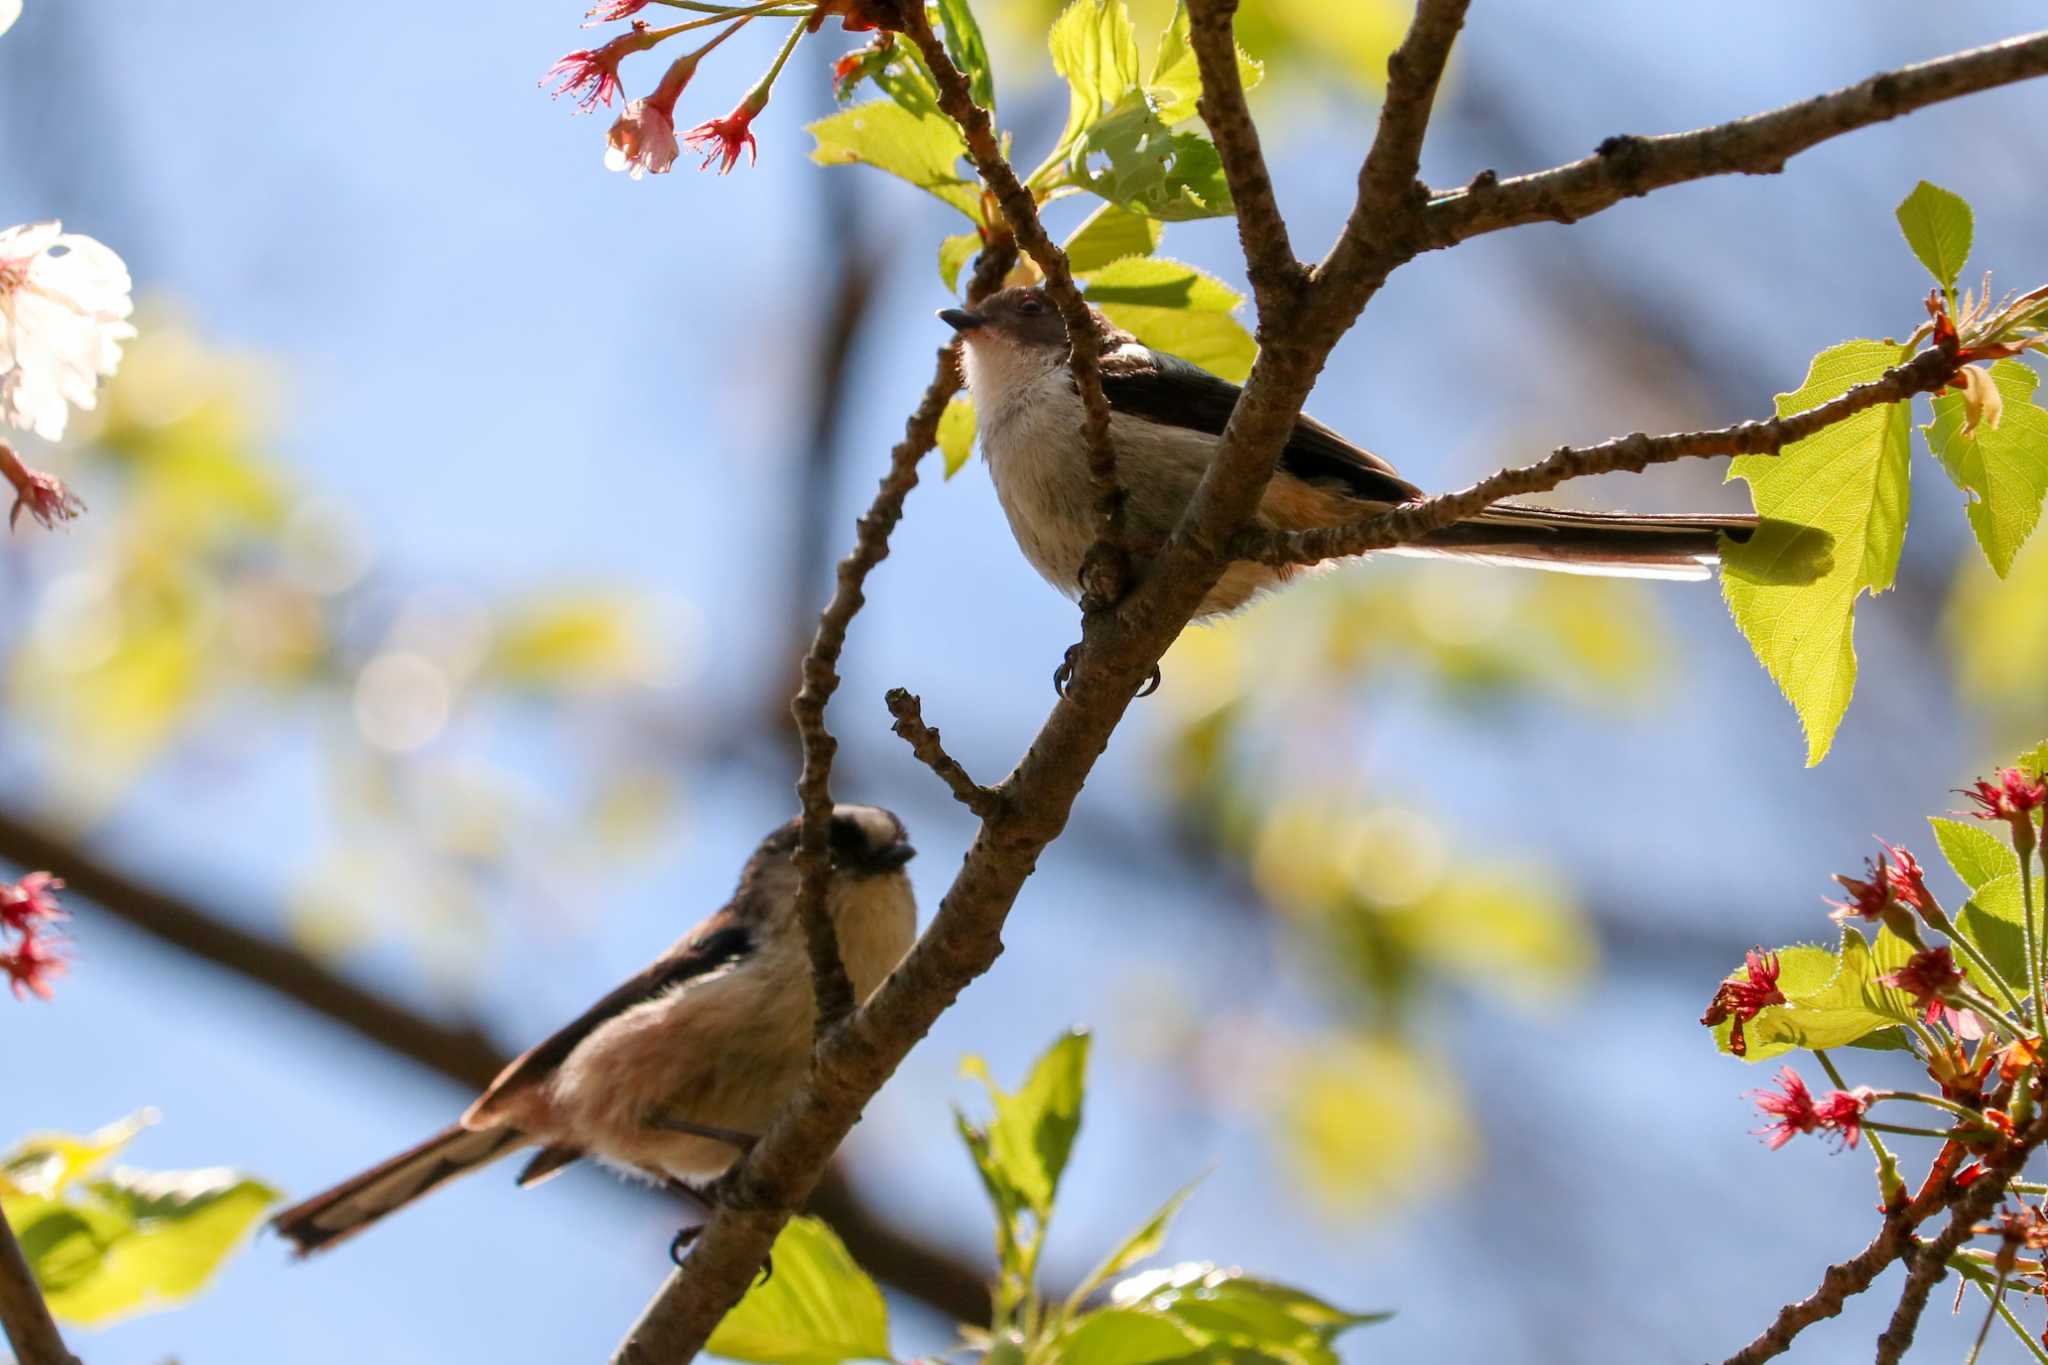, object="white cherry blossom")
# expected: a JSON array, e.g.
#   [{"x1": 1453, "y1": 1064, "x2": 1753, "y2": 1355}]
[{"x1": 0, "y1": 221, "x2": 136, "y2": 441}]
